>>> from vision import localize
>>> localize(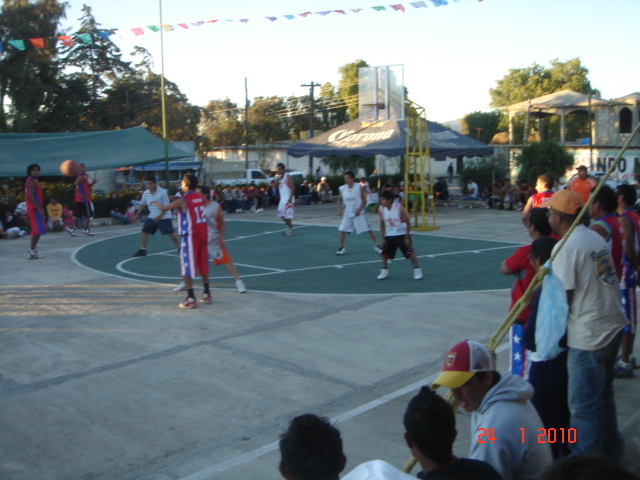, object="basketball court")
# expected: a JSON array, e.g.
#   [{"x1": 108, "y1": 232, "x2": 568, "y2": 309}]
[{"x1": 73, "y1": 218, "x2": 519, "y2": 295}]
